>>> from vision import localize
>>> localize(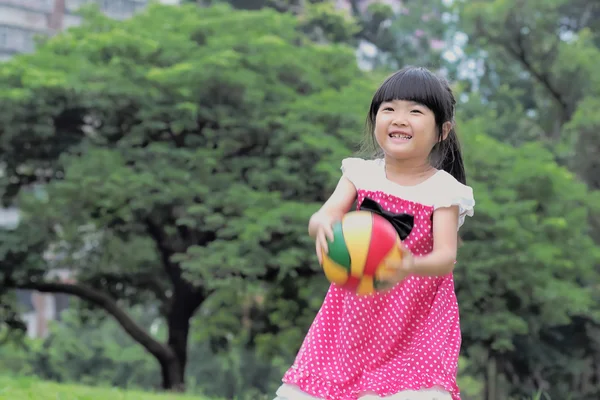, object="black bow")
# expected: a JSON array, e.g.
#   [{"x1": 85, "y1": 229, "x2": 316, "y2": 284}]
[{"x1": 359, "y1": 197, "x2": 414, "y2": 240}]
